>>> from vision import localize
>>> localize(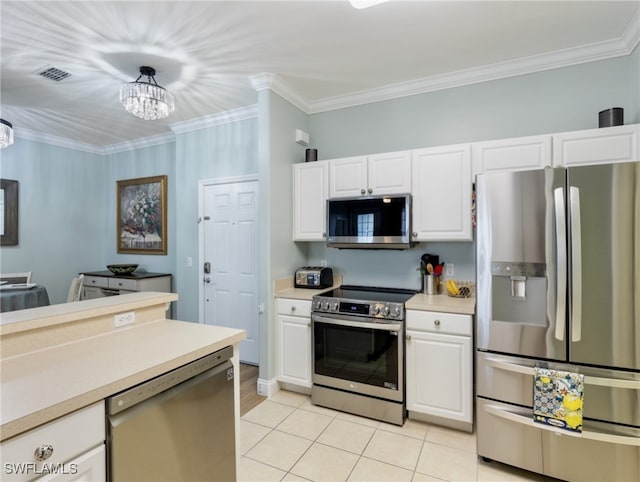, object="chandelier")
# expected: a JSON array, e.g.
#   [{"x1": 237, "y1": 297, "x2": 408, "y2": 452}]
[
  {"x1": 0, "y1": 119, "x2": 14, "y2": 148},
  {"x1": 120, "y1": 66, "x2": 175, "y2": 120}
]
